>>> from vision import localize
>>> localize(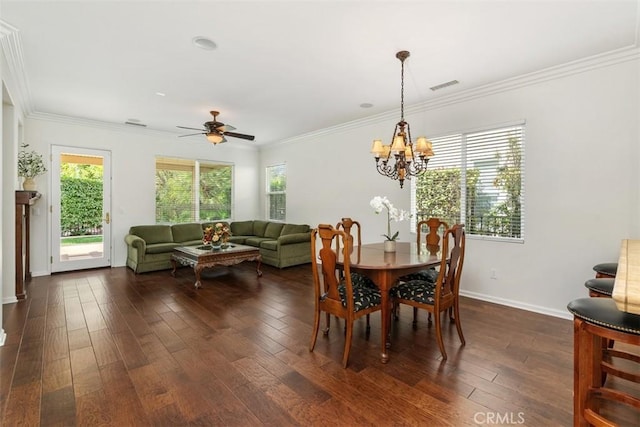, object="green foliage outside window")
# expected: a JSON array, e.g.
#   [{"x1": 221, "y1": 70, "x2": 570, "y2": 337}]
[
  {"x1": 60, "y1": 175, "x2": 103, "y2": 236},
  {"x1": 156, "y1": 169, "x2": 195, "y2": 223},
  {"x1": 199, "y1": 166, "x2": 232, "y2": 221},
  {"x1": 415, "y1": 168, "x2": 479, "y2": 230},
  {"x1": 155, "y1": 159, "x2": 232, "y2": 223}
]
